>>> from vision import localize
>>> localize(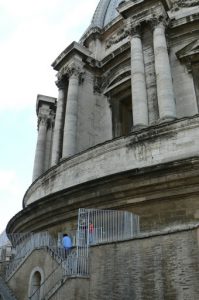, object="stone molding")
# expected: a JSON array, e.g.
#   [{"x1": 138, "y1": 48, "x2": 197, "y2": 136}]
[
  {"x1": 55, "y1": 78, "x2": 68, "y2": 90},
  {"x1": 94, "y1": 62, "x2": 131, "y2": 93},
  {"x1": 38, "y1": 112, "x2": 55, "y2": 130},
  {"x1": 57, "y1": 61, "x2": 84, "y2": 84},
  {"x1": 105, "y1": 27, "x2": 129, "y2": 49},
  {"x1": 176, "y1": 39, "x2": 199, "y2": 72},
  {"x1": 23, "y1": 115, "x2": 199, "y2": 207},
  {"x1": 105, "y1": 1, "x2": 169, "y2": 49},
  {"x1": 171, "y1": 0, "x2": 199, "y2": 11}
]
